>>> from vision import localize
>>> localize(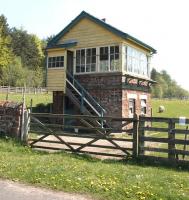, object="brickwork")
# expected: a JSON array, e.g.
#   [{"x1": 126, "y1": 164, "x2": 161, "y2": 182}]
[
  {"x1": 75, "y1": 73, "x2": 122, "y2": 118},
  {"x1": 122, "y1": 90, "x2": 151, "y2": 118},
  {"x1": 75, "y1": 73, "x2": 152, "y2": 119},
  {"x1": 52, "y1": 91, "x2": 64, "y2": 114}
]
